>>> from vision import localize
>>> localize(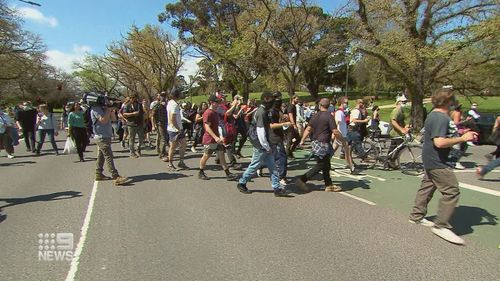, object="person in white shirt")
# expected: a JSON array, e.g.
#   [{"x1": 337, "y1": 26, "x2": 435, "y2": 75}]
[
  {"x1": 0, "y1": 105, "x2": 15, "y2": 158},
  {"x1": 35, "y1": 104, "x2": 59, "y2": 156},
  {"x1": 333, "y1": 97, "x2": 354, "y2": 172},
  {"x1": 167, "y1": 89, "x2": 188, "y2": 170}
]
